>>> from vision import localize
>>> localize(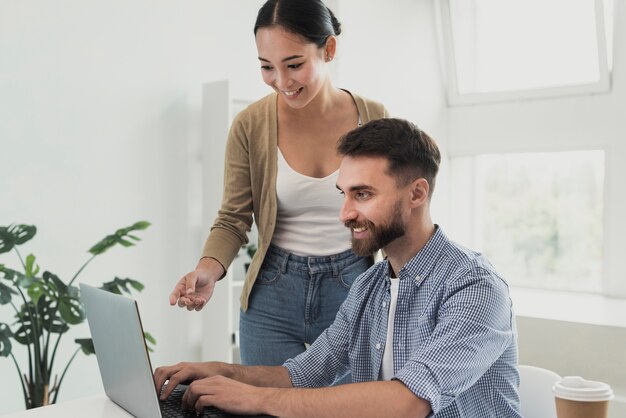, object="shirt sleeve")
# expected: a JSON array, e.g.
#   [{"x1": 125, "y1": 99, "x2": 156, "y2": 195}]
[{"x1": 394, "y1": 267, "x2": 515, "y2": 413}]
